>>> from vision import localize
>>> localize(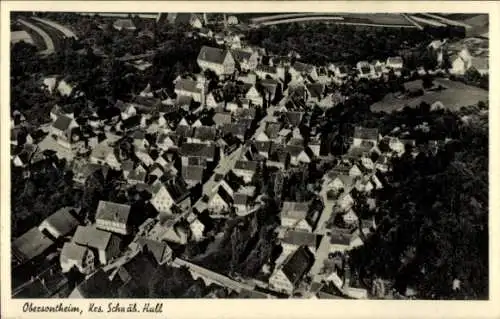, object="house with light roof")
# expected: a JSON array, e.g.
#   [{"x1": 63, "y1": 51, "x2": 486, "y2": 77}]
[
  {"x1": 280, "y1": 201, "x2": 315, "y2": 232},
  {"x1": 386, "y1": 56, "x2": 404, "y2": 70},
  {"x1": 60, "y1": 242, "x2": 95, "y2": 275},
  {"x1": 113, "y1": 19, "x2": 136, "y2": 31},
  {"x1": 150, "y1": 178, "x2": 191, "y2": 214},
  {"x1": 95, "y1": 201, "x2": 133, "y2": 235}
]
